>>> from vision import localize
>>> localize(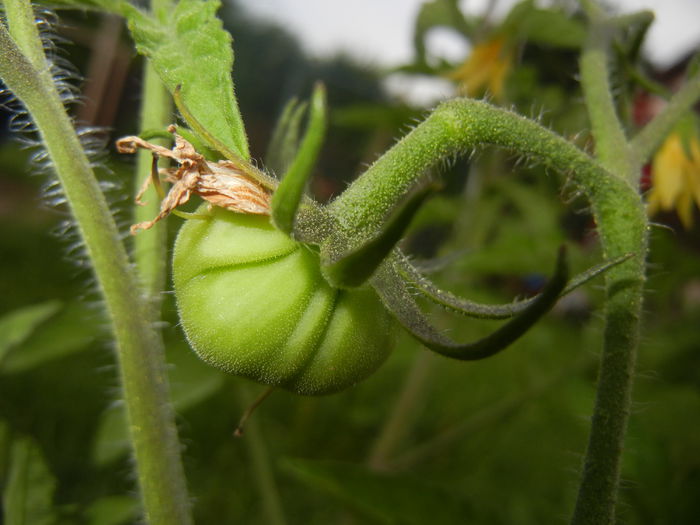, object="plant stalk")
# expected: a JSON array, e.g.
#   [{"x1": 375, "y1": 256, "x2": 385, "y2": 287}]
[
  {"x1": 132, "y1": 0, "x2": 174, "y2": 297},
  {"x1": 327, "y1": 98, "x2": 647, "y2": 524},
  {"x1": 0, "y1": 5, "x2": 192, "y2": 524},
  {"x1": 579, "y1": 9, "x2": 633, "y2": 176}
]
